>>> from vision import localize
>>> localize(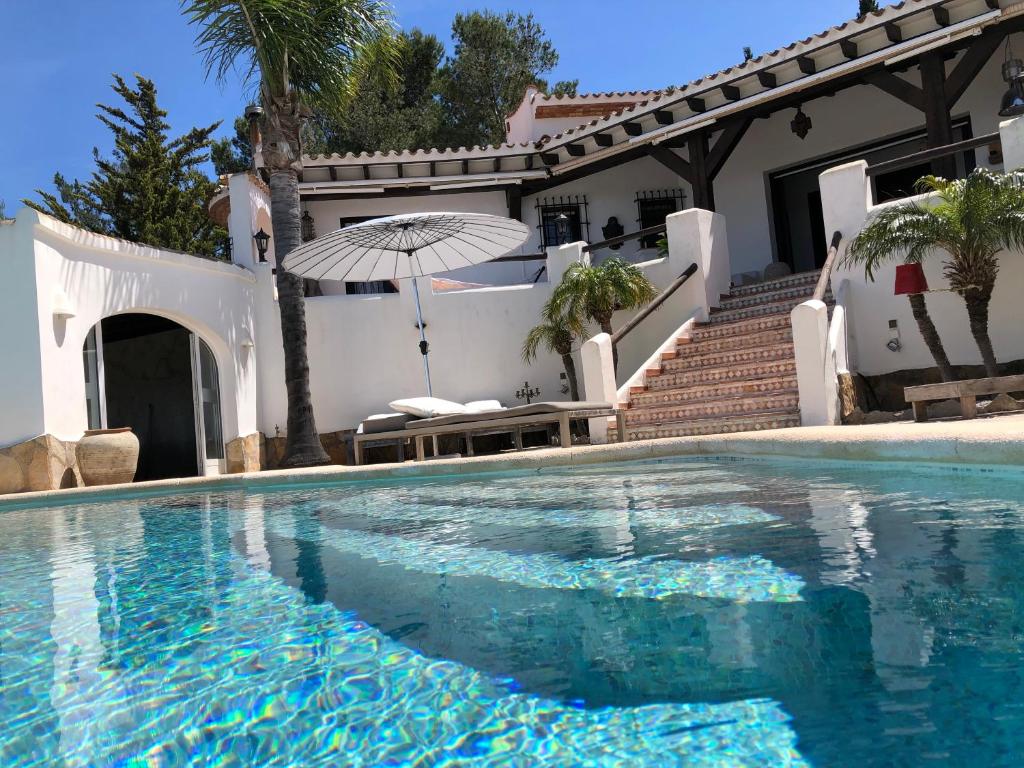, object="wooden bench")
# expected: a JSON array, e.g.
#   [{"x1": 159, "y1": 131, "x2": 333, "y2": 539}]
[
  {"x1": 354, "y1": 407, "x2": 625, "y2": 465},
  {"x1": 904, "y1": 374, "x2": 1024, "y2": 422}
]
